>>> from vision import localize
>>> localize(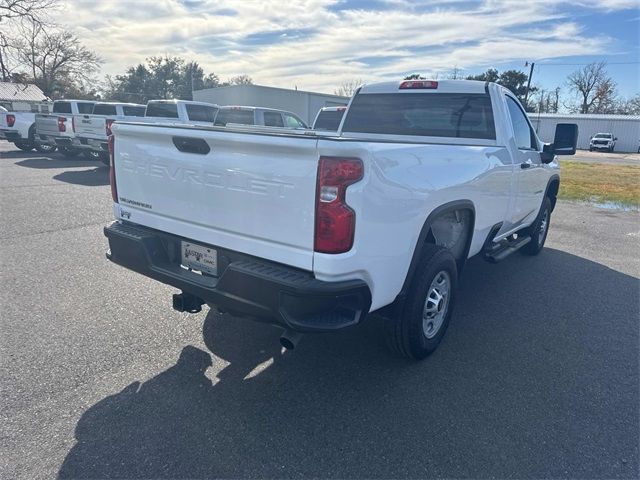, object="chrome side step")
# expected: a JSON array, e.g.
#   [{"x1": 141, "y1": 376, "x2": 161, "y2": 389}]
[{"x1": 483, "y1": 235, "x2": 531, "y2": 263}]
